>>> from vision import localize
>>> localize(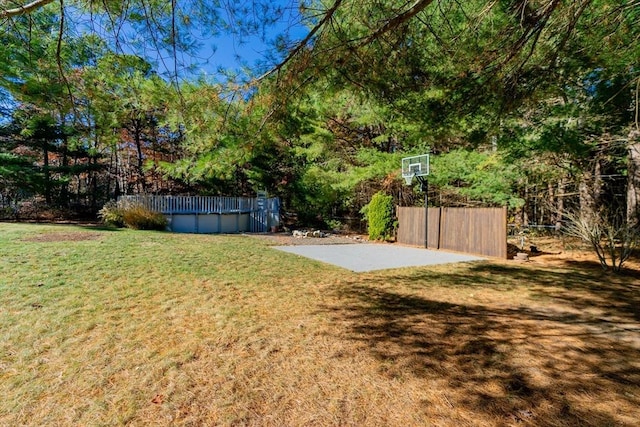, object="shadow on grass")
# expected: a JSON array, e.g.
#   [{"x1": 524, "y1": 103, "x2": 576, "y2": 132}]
[
  {"x1": 474, "y1": 263, "x2": 640, "y2": 321},
  {"x1": 0, "y1": 220, "x2": 123, "y2": 232},
  {"x1": 393, "y1": 263, "x2": 640, "y2": 321},
  {"x1": 323, "y1": 264, "x2": 640, "y2": 425}
]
